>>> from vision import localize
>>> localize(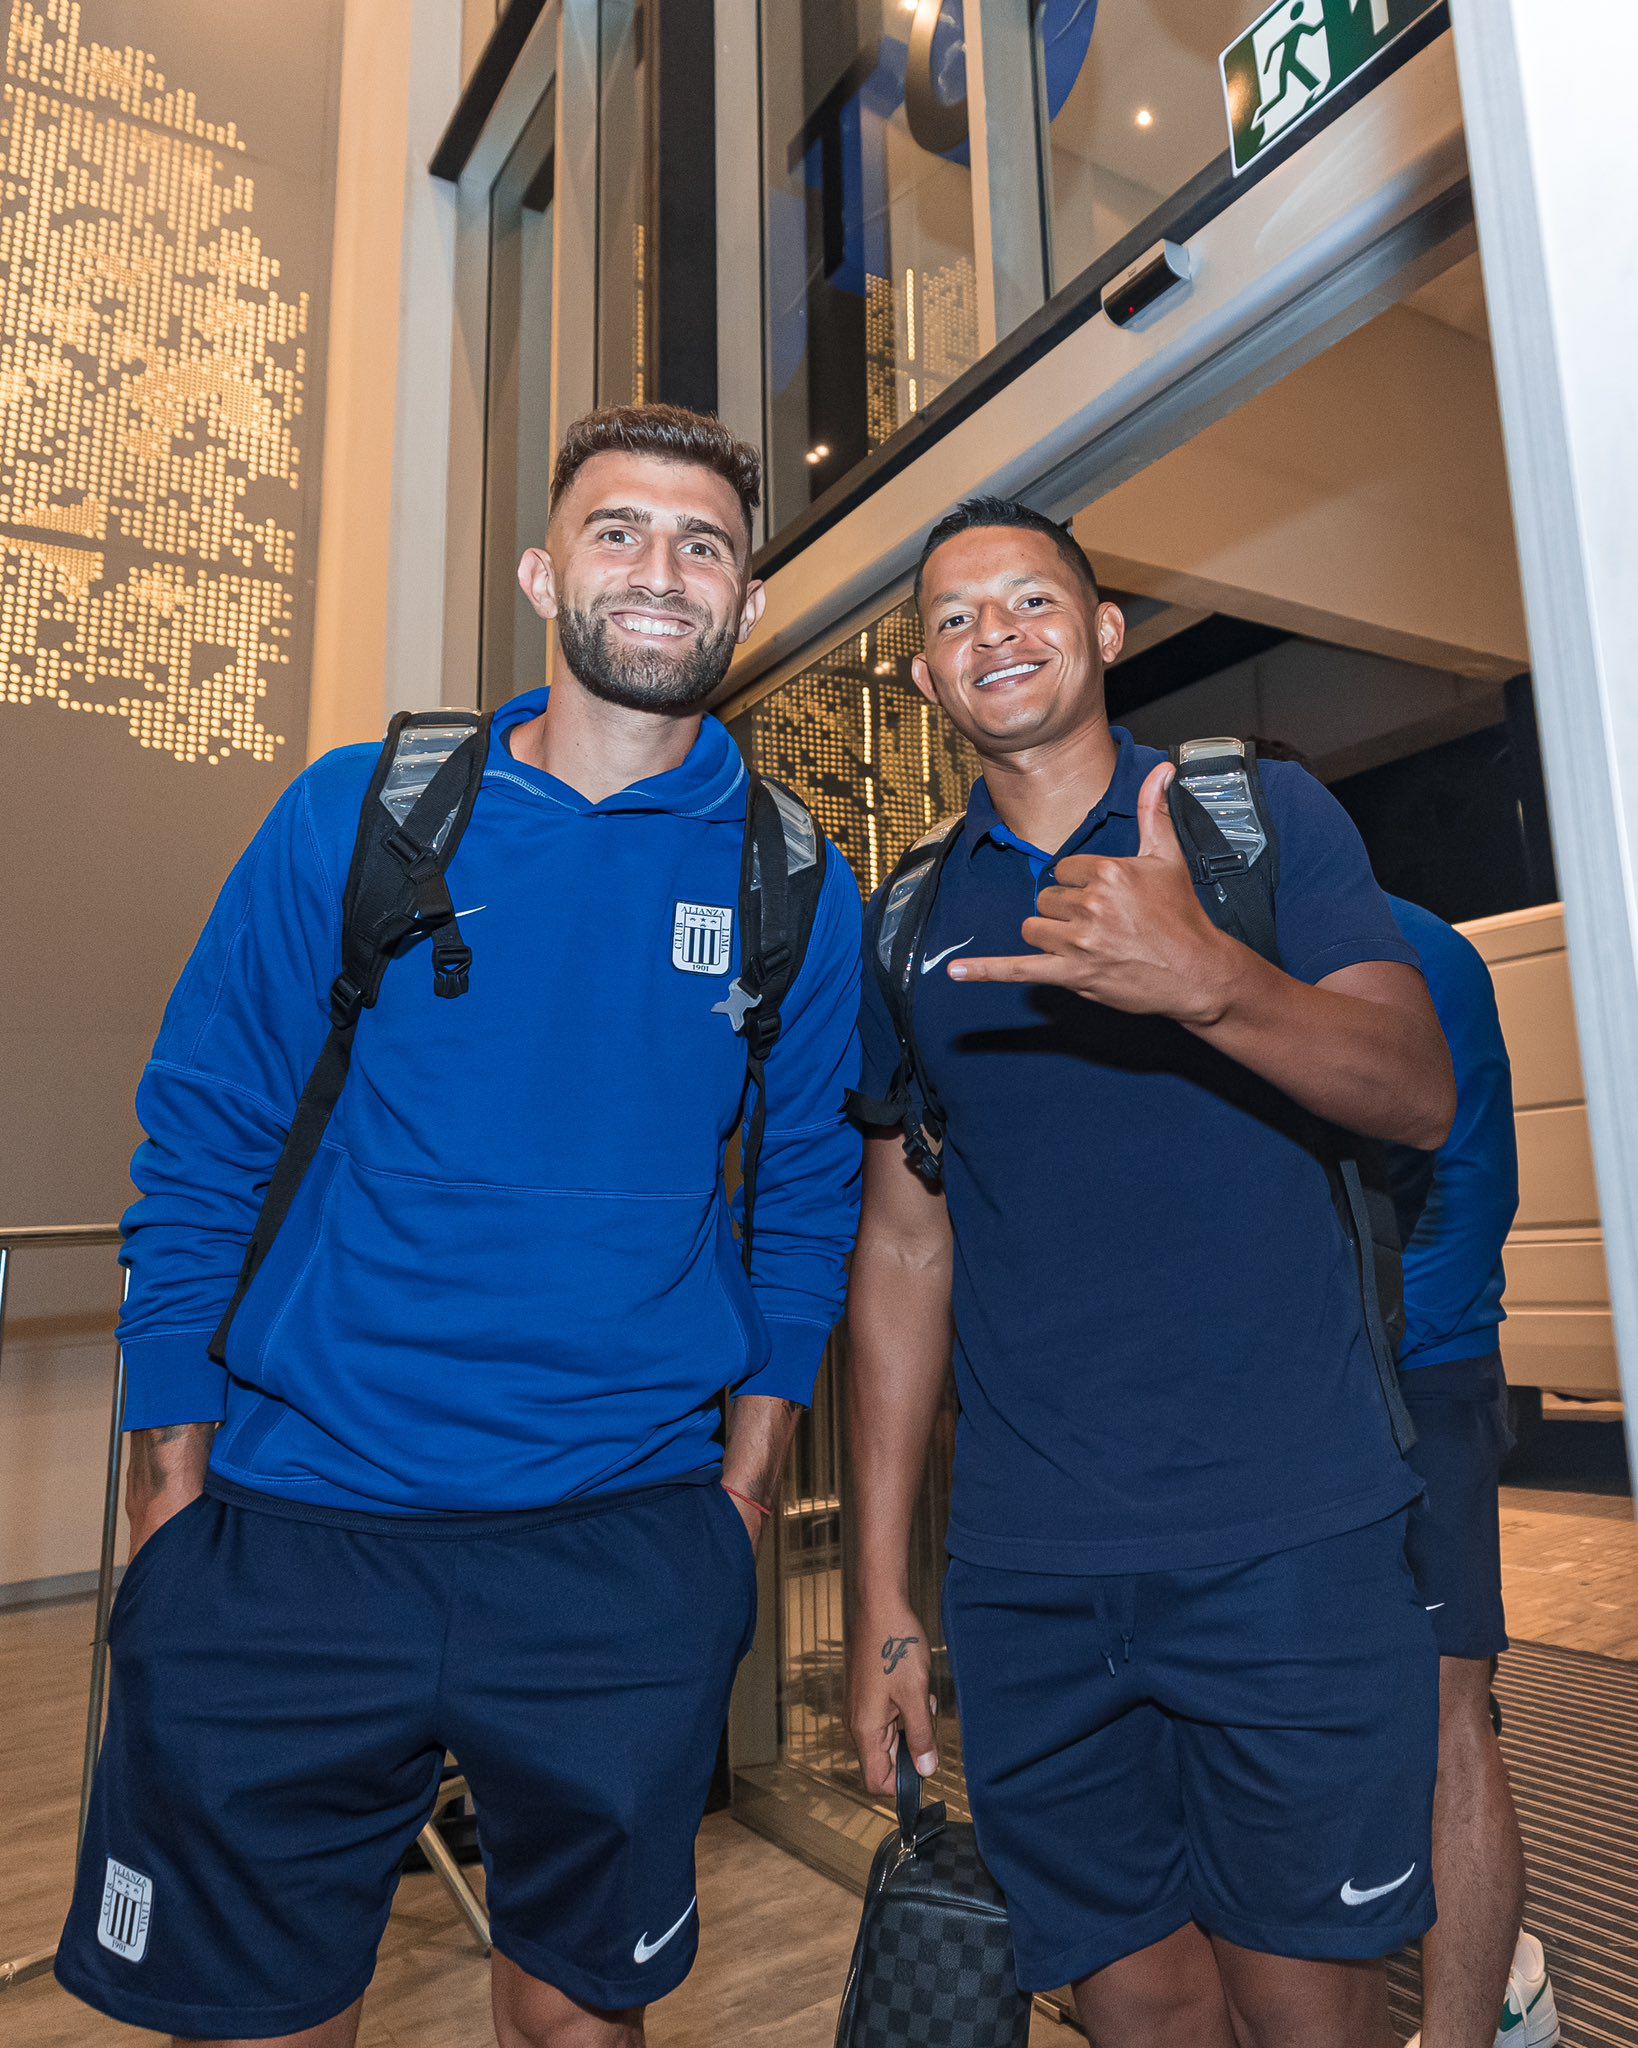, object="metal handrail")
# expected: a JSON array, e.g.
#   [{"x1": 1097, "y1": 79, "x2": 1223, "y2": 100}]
[{"x1": 0, "y1": 1225, "x2": 490, "y2": 1989}]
